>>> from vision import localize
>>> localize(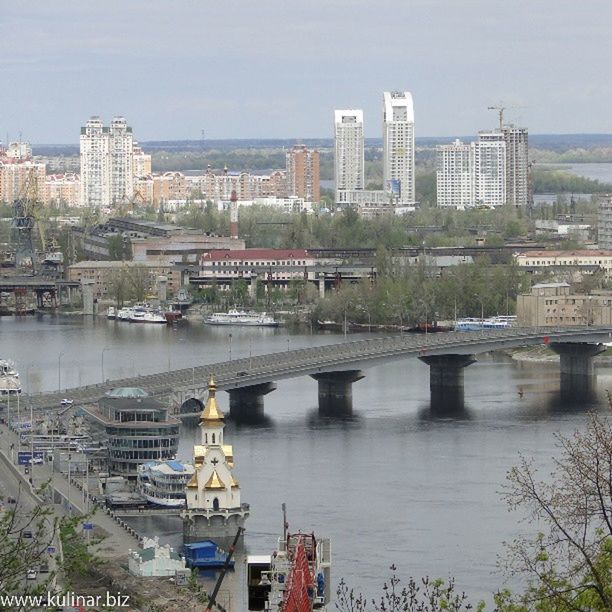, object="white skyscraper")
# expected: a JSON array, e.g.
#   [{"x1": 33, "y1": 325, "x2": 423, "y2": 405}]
[
  {"x1": 382, "y1": 91, "x2": 415, "y2": 205},
  {"x1": 334, "y1": 109, "x2": 364, "y2": 202},
  {"x1": 472, "y1": 132, "x2": 506, "y2": 207},
  {"x1": 80, "y1": 116, "x2": 111, "y2": 208},
  {"x1": 436, "y1": 140, "x2": 473, "y2": 209},
  {"x1": 80, "y1": 115, "x2": 135, "y2": 208},
  {"x1": 109, "y1": 117, "x2": 134, "y2": 207}
]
